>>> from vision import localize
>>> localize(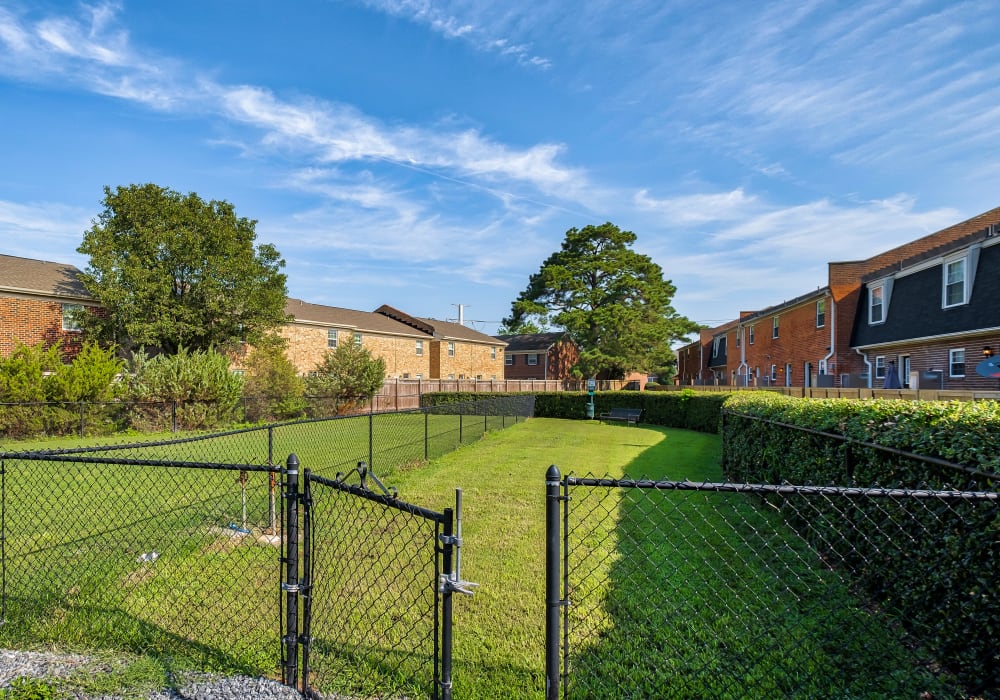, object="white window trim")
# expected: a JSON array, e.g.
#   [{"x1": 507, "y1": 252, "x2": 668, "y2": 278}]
[
  {"x1": 505, "y1": 355, "x2": 513, "y2": 366},
  {"x1": 327, "y1": 329, "x2": 338, "y2": 348},
  {"x1": 415, "y1": 339, "x2": 424, "y2": 356},
  {"x1": 527, "y1": 354, "x2": 539, "y2": 366},
  {"x1": 61, "y1": 303, "x2": 83, "y2": 332},
  {"x1": 943, "y1": 256, "x2": 968, "y2": 308},
  {"x1": 748, "y1": 325, "x2": 755, "y2": 345},
  {"x1": 869, "y1": 283, "x2": 885, "y2": 325},
  {"x1": 353, "y1": 332, "x2": 362, "y2": 347},
  {"x1": 772, "y1": 317, "x2": 779, "y2": 339},
  {"x1": 770, "y1": 364, "x2": 777, "y2": 381},
  {"x1": 816, "y1": 300, "x2": 825, "y2": 328},
  {"x1": 448, "y1": 342, "x2": 456, "y2": 357},
  {"x1": 949, "y1": 348, "x2": 966, "y2": 377},
  {"x1": 874, "y1": 355, "x2": 886, "y2": 379},
  {"x1": 712, "y1": 337, "x2": 720, "y2": 358}
]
